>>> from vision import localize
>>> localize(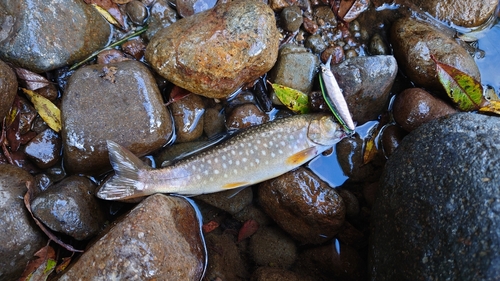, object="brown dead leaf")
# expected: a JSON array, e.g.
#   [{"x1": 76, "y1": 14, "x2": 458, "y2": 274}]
[
  {"x1": 102, "y1": 66, "x2": 118, "y2": 83},
  {"x1": 338, "y1": 0, "x2": 369, "y2": 22},
  {"x1": 18, "y1": 244, "x2": 56, "y2": 281},
  {"x1": 13, "y1": 67, "x2": 51, "y2": 91},
  {"x1": 85, "y1": 0, "x2": 126, "y2": 28}
]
